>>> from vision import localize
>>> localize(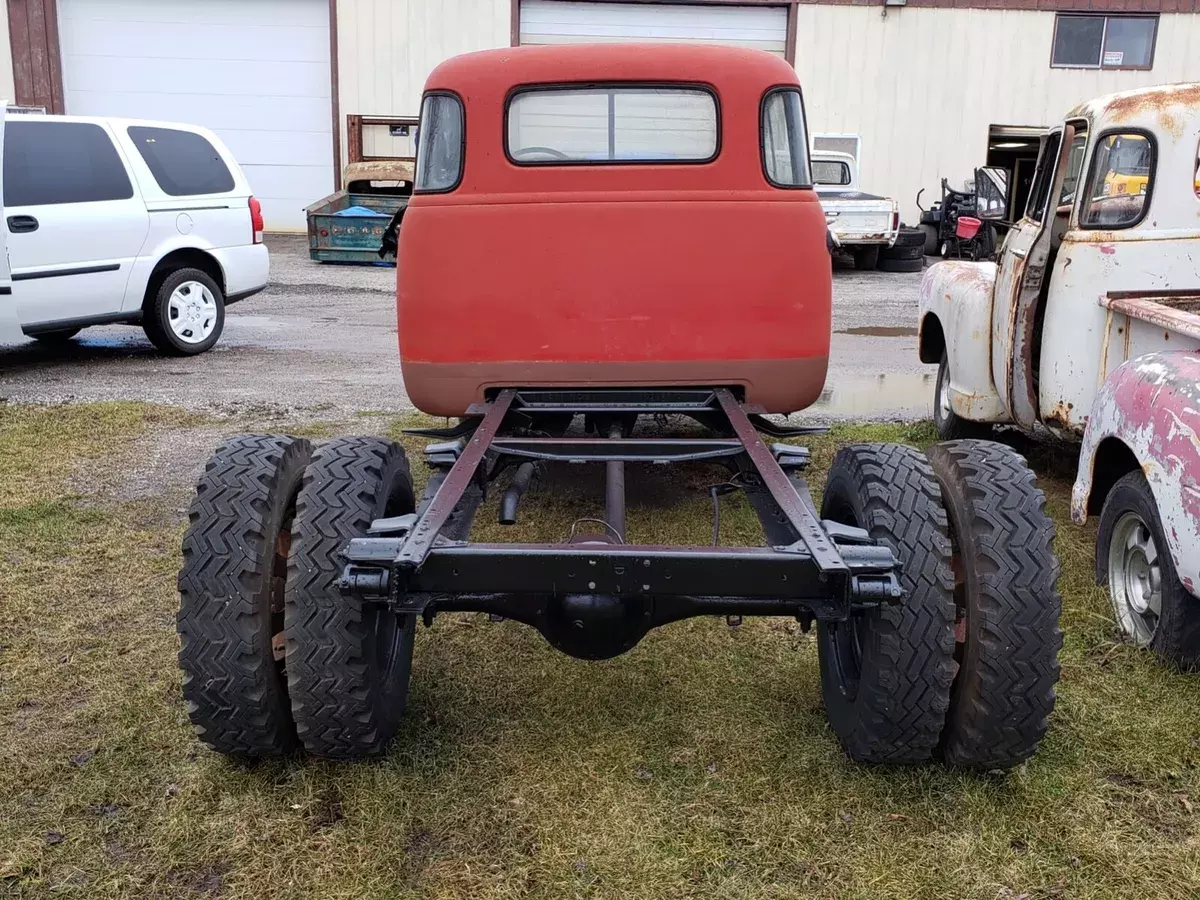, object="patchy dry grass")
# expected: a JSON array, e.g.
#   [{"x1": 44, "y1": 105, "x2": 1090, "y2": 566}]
[{"x1": 2, "y1": 405, "x2": 1199, "y2": 899}]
